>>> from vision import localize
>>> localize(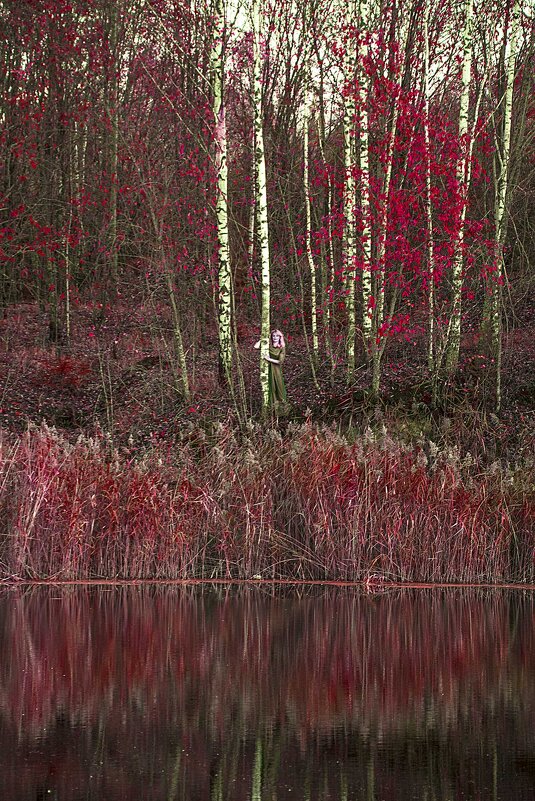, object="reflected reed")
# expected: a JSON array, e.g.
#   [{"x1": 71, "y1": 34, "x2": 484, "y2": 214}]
[{"x1": 1, "y1": 587, "x2": 535, "y2": 799}]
